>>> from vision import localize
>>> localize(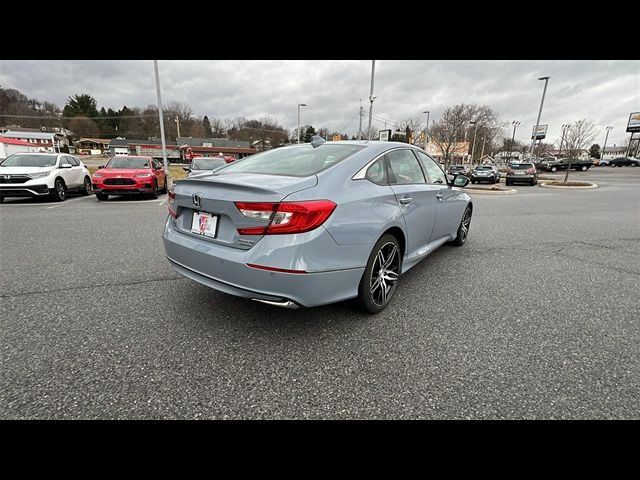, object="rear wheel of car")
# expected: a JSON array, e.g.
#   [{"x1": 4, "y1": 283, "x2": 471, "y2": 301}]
[
  {"x1": 506, "y1": 179, "x2": 511, "y2": 186},
  {"x1": 163, "y1": 177, "x2": 169, "y2": 193},
  {"x1": 449, "y1": 206, "x2": 472, "y2": 247},
  {"x1": 51, "y1": 178, "x2": 66, "y2": 202},
  {"x1": 581, "y1": 165, "x2": 587, "y2": 171},
  {"x1": 471, "y1": 179, "x2": 476, "y2": 184},
  {"x1": 551, "y1": 166, "x2": 557, "y2": 172},
  {"x1": 96, "y1": 192, "x2": 109, "y2": 201},
  {"x1": 357, "y1": 234, "x2": 401, "y2": 314},
  {"x1": 81, "y1": 176, "x2": 92, "y2": 195},
  {"x1": 0, "y1": 196, "x2": 4, "y2": 203}
]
